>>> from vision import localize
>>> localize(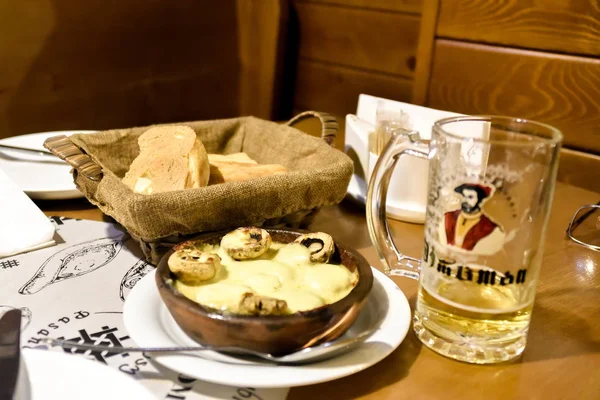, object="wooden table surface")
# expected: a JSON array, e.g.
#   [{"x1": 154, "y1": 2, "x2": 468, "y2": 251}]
[{"x1": 34, "y1": 121, "x2": 600, "y2": 400}]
